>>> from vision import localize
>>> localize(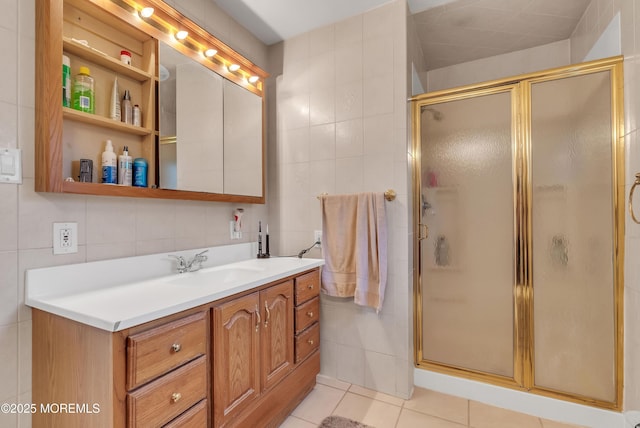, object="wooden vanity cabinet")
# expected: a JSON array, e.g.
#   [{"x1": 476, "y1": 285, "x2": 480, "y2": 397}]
[
  {"x1": 32, "y1": 268, "x2": 320, "y2": 428},
  {"x1": 294, "y1": 270, "x2": 321, "y2": 362},
  {"x1": 126, "y1": 311, "x2": 209, "y2": 427},
  {"x1": 212, "y1": 280, "x2": 294, "y2": 427}
]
